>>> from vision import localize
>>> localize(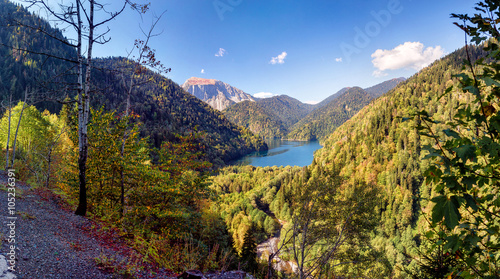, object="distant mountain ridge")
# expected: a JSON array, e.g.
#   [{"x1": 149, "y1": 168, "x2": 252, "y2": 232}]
[
  {"x1": 314, "y1": 87, "x2": 351, "y2": 109},
  {"x1": 313, "y1": 77, "x2": 405, "y2": 110},
  {"x1": 223, "y1": 95, "x2": 314, "y2": 138},
  {"x1": 220, "y1": 77, "x2": 405, "y2": 140},
  {"x1": 181, "y1": 77, "x2": 255, "y2": 111},
  {"x1": 288, "y1": 87, "x2": 373, "y2": 141},
  {"x1": 364, "y1": 77, "x2": 406, "y2": 98},
  {"x1": 288, "y1": 78, "x2": 405, "y2": 141}
]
